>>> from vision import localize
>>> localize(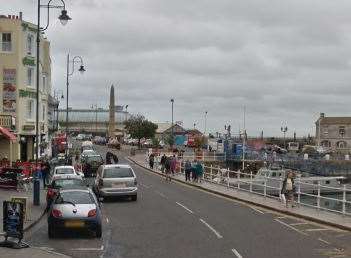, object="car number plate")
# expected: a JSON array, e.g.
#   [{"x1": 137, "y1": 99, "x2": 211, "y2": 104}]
[
  {"x1": 65, "y1": 220, "x2": 84, "y2": 228},
  {"x1": 113, "y1": 182, "x2": 126, "y2": 188}
]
